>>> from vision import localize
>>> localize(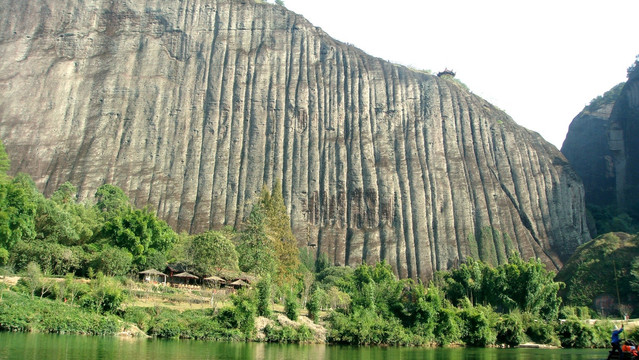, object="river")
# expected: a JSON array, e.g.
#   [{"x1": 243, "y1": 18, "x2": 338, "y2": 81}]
[{"x1": 0, "y1": 333, "x2": 610, "y2": 360}]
